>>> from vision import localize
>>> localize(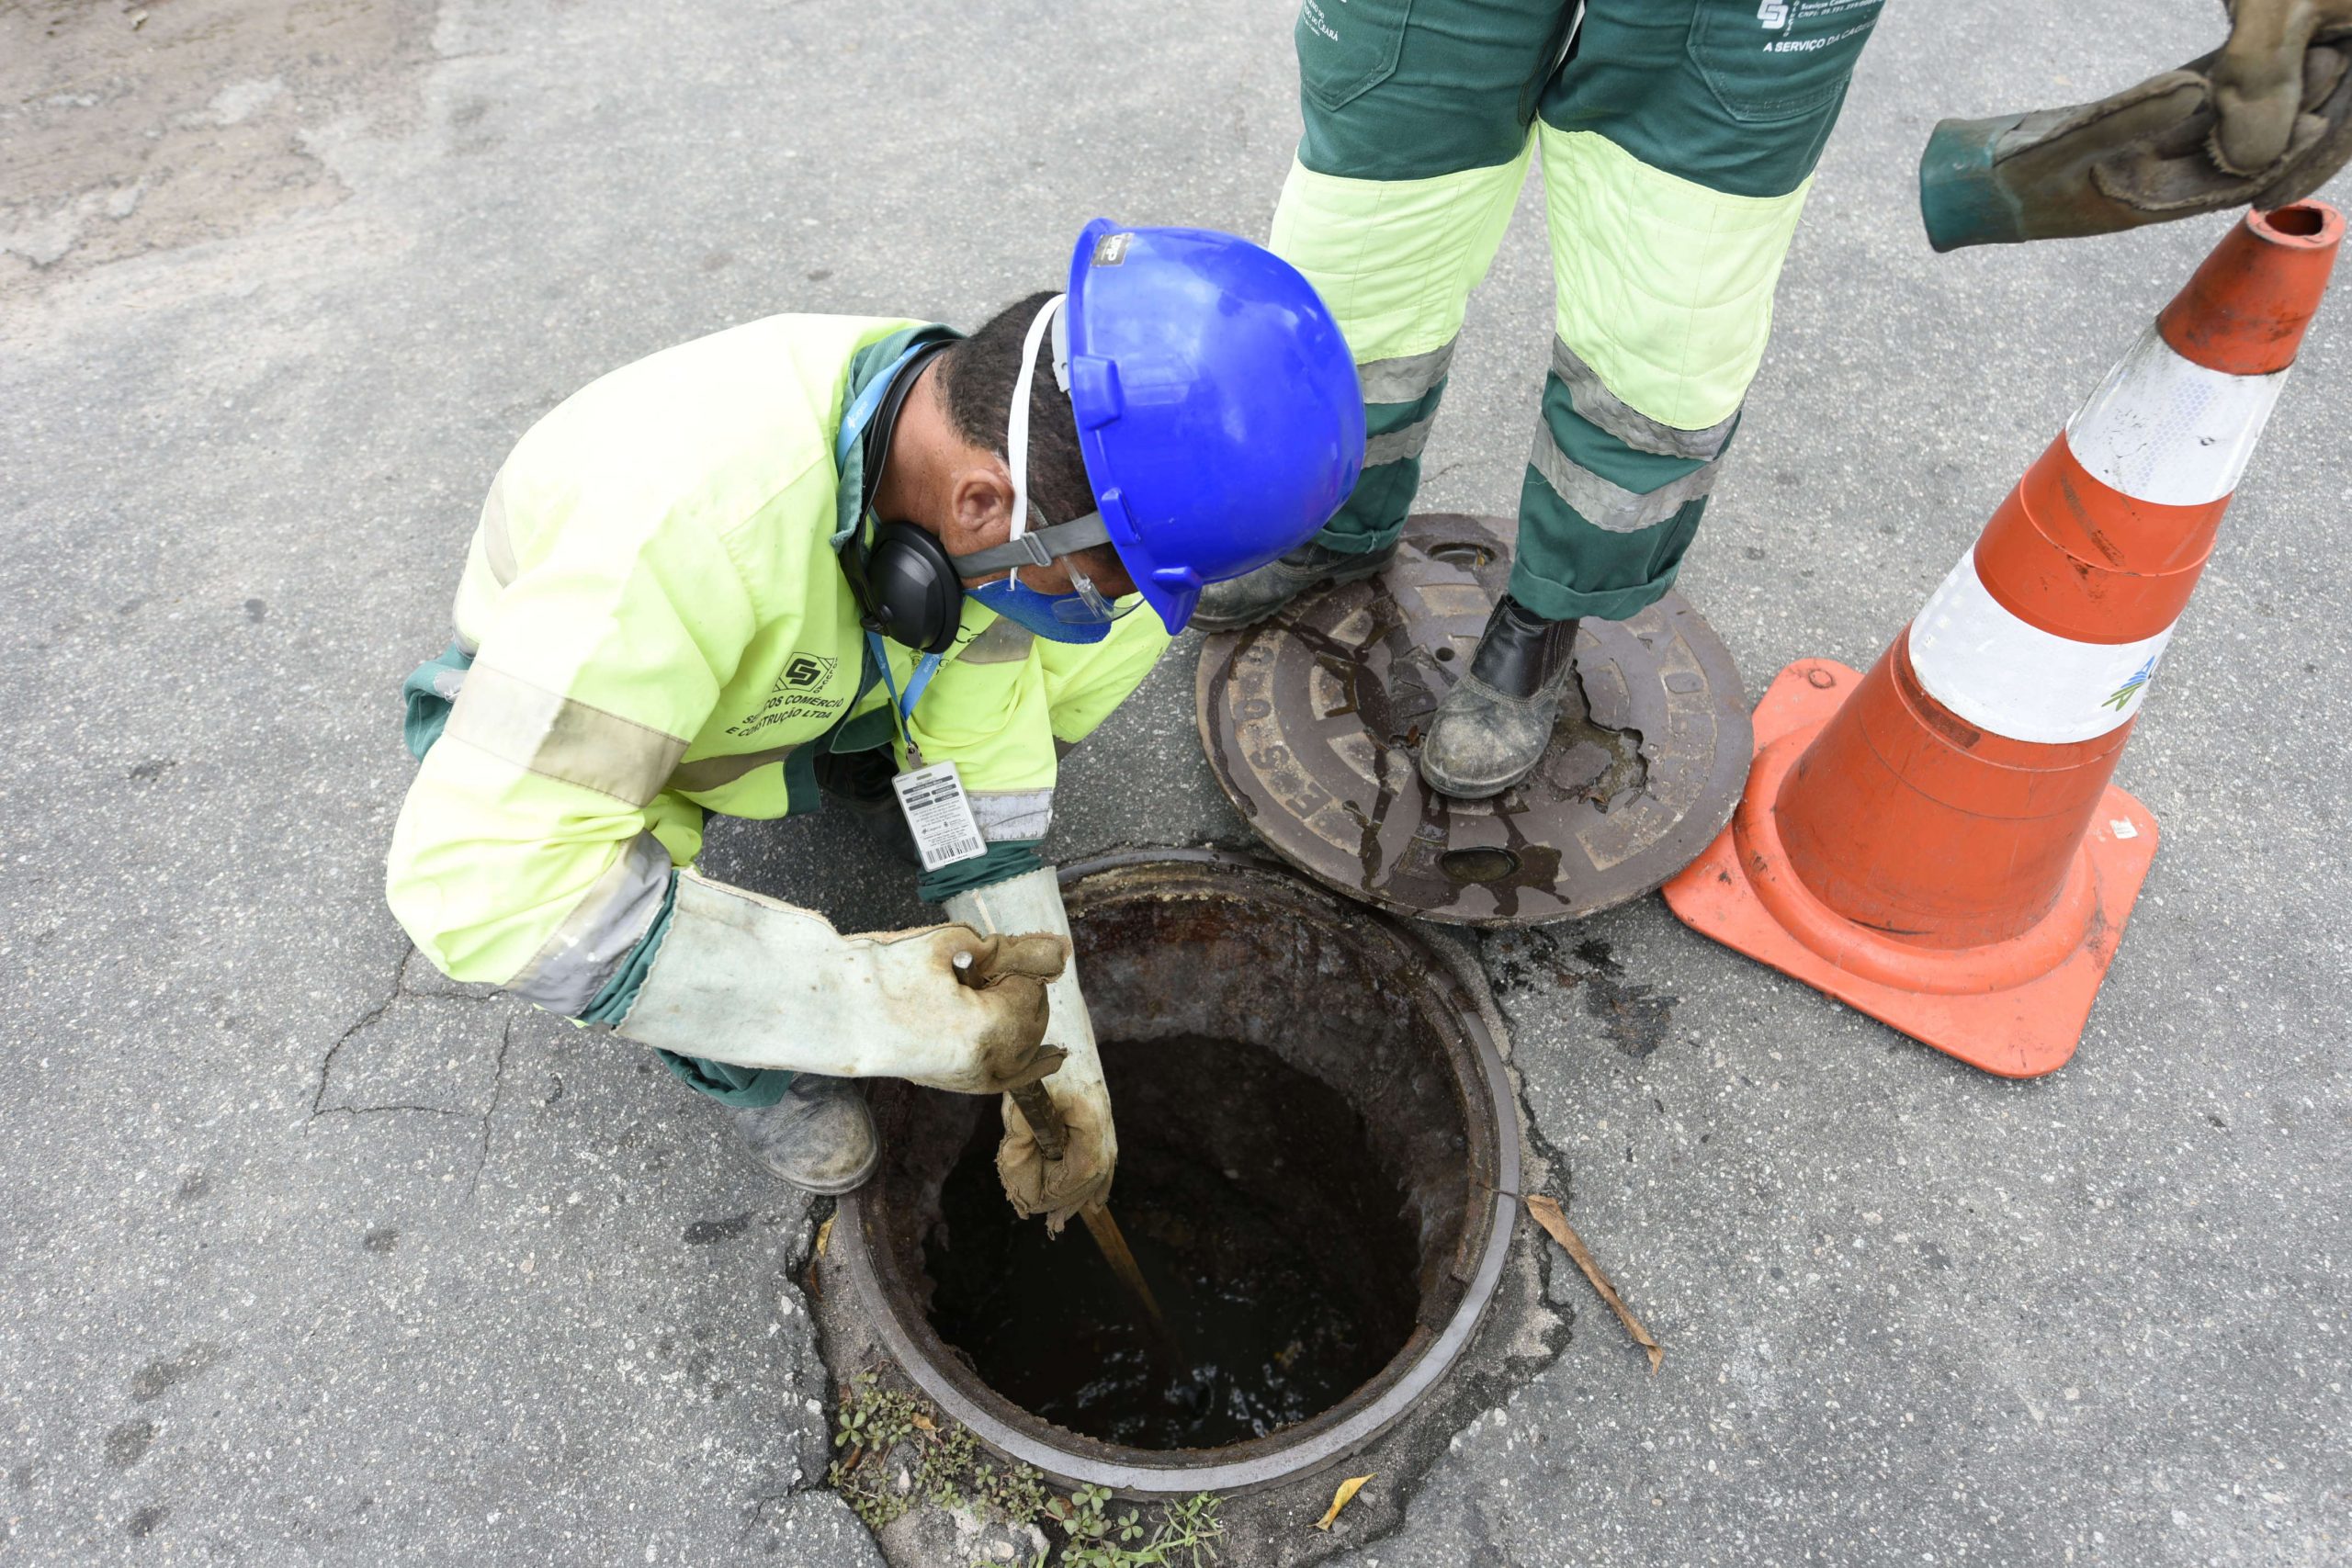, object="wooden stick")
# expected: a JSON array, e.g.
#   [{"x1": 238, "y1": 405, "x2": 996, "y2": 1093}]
[
  {"x1": 1079, "y1": 1201, "x2": 1170, "y2": 1335},
  {"x1": 1010, "y1": 1083, "x2": 1177, "y2": 1357},
  {"x1": 1007, "y1": 1080, "x2": 1069, "y2": 1161},
  {"x1": 958, "y1": 953, "x2": 1178, "y2": 1356}
]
